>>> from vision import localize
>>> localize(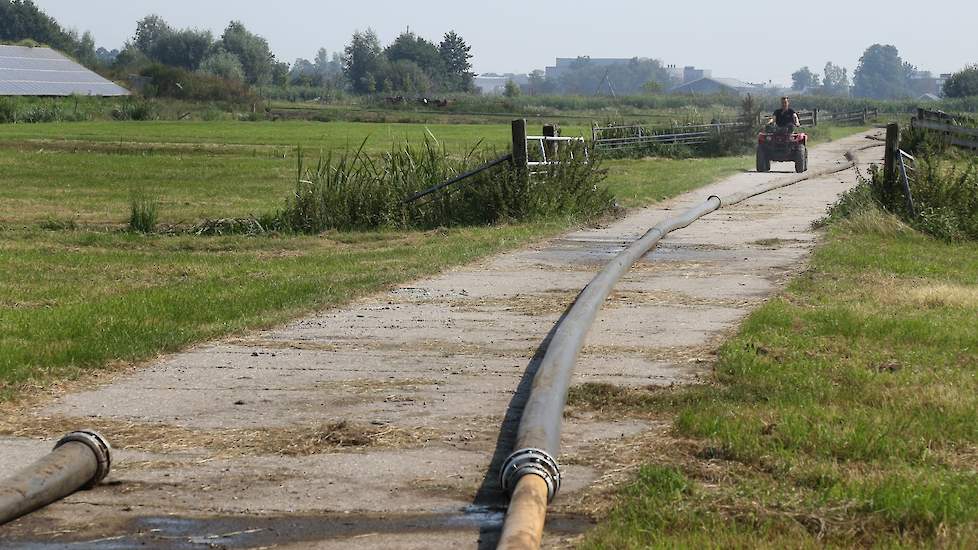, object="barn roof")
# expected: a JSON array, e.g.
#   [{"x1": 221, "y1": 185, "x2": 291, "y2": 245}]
[{"x1": 0, "y1": 45, "x2": 129, "y2": 97}]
